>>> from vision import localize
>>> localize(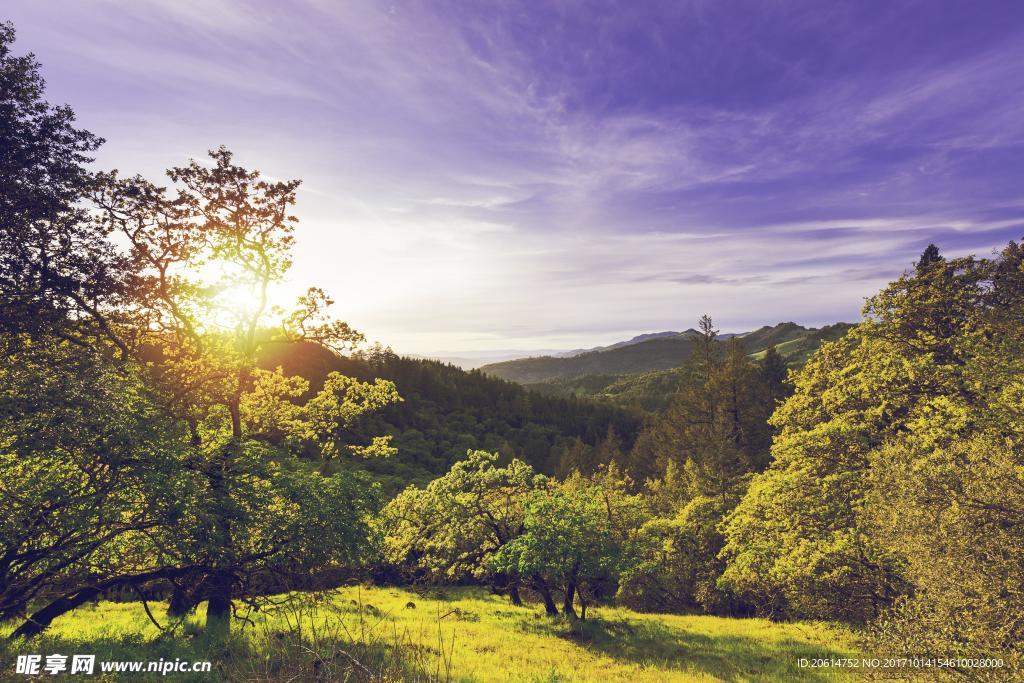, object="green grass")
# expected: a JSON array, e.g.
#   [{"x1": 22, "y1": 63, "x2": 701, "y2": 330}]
[{"x1": 2, "y1": 587, "x2": 862, "y2": 682}]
